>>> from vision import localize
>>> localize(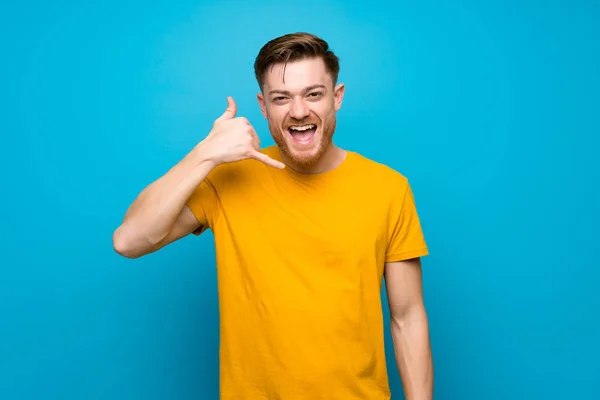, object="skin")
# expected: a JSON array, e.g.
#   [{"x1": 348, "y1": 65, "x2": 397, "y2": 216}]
[
  {"x1": 385, "y1": 257, "x2": 434, "y2": 400},
  {"x1": 112, "y1": 97, "x2": 283, "y2": 259},
  {"x1": 257, "y1": 57, "x2": 346, "y2": 174},
  {"x1": 113, "y1": 54, "x2": 433, "y2": 400}
]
